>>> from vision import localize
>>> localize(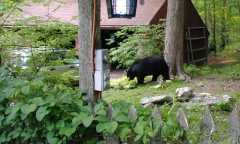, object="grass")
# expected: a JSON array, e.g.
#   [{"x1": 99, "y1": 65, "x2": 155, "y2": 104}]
[
  {"x1": 104, "y1": 78, "x2": 240, "y2": 143},
  {"x1": 103, "y1": 79, "x2": 184, "y2": 105},
  {"x1": 102, "y1": 45, "x2": 240, "y2": 142}
]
